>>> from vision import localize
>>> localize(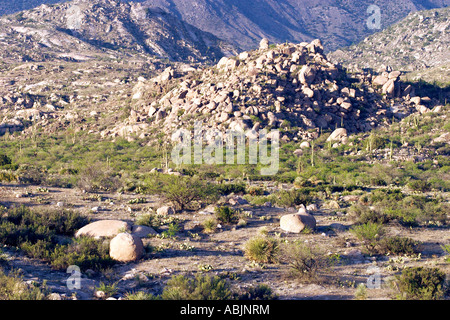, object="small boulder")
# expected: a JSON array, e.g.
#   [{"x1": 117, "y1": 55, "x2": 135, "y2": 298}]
[
  {"x1": 293, "y1": 149, "x2": 303, "y2": 157},
  {"x1": 433, "y1": 132, "x2": 450, "y2": 145},
  {"x1": 131, "y1": 225, "x2": 158, "y2": 238},
  {"x1": 299, "y1": 65, "x2": 316, "y2": 85},
  {"x1": 326, "y1": 128, "x2": 348, "y2": 143},
  {"x1": 410, "y1": 96, "x2": 421, "y2": 105},
  {"x1": 300, "y1": 141, "x2": 310, "y2": 149},
  {"x1": 157, "y1": 206, "x2": 175, "y2": 215},
  {"x1": 382, "y1": 79, "x2": 396, "y2": 96},
  {"x1": 372, "y1": 75, "x2": 389, "y2": 87},
  {"x1": 259, "y1": 38, "x2": 269, "y2": 50},
  {"x1": 280, "y1": 213, "x2": 316, "y2": 233},
  {"x1": 109, "y1": 233, "x2": 144, "y2": 263}
]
